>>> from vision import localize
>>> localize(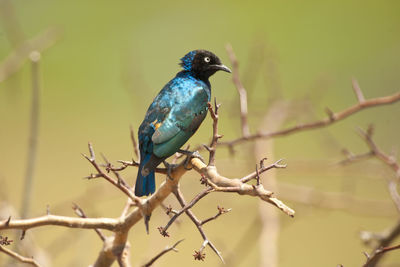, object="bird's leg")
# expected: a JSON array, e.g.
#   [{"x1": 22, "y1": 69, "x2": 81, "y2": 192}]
[
  {"x1": 163, "y1": 161, "x2": 177, "y2": 180},
  {"x1": 177, "y1": 149, "x2": 205, "y2": 170}
]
